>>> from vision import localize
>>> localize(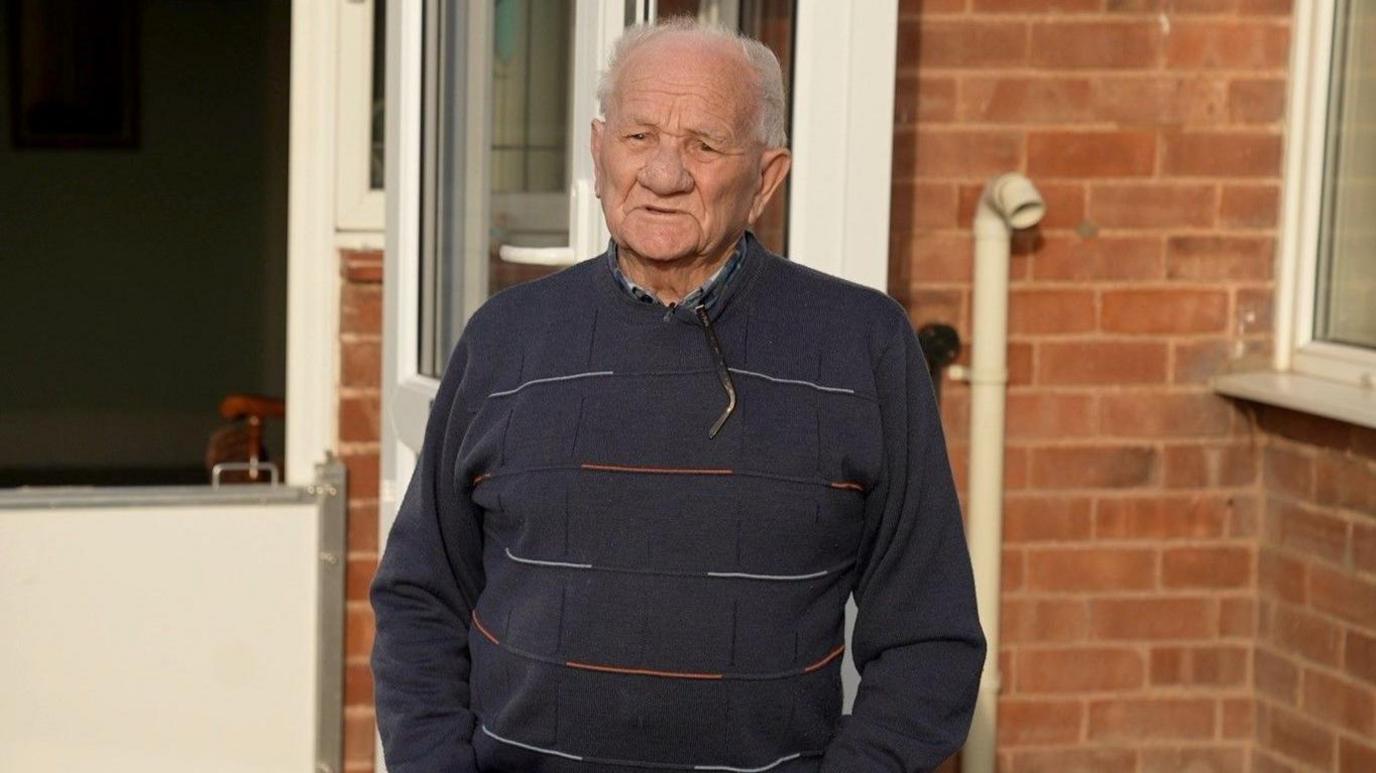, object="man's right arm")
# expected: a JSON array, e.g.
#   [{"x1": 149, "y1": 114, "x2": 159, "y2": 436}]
[{"x1": 370, "y1": 334, "x2": 486, "y2": 773}]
